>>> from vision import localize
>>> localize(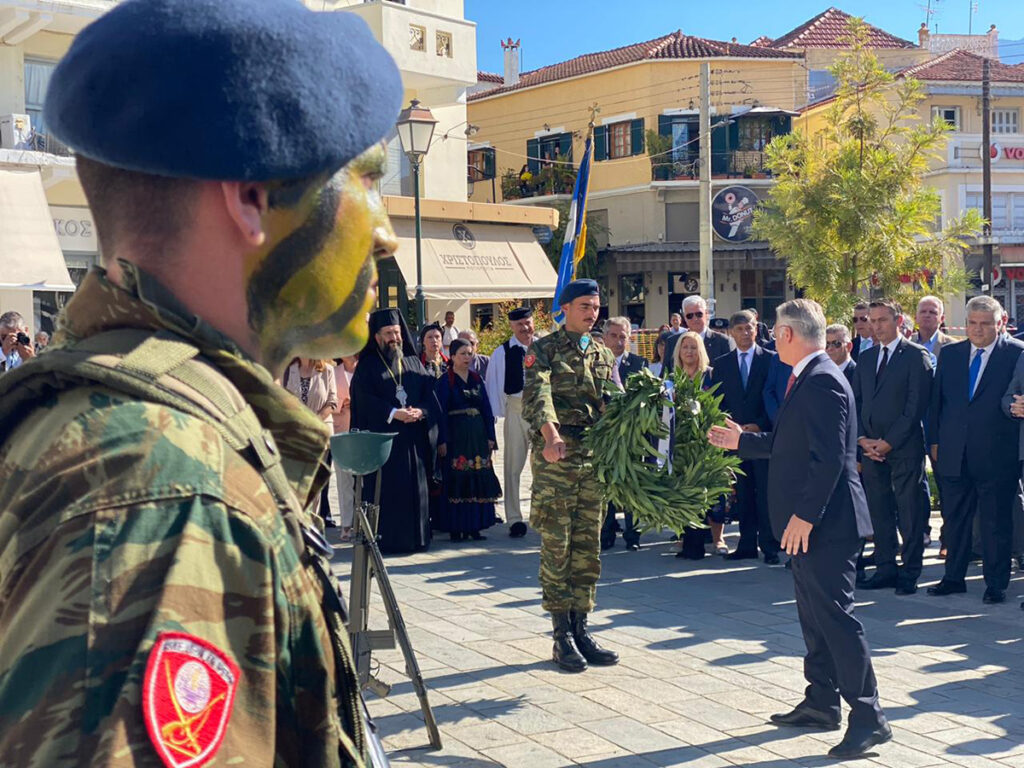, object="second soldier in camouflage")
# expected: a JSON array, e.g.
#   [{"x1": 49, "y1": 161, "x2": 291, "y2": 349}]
[{"x1": 523, "y1": 279, "x2": 622, "y2": 672}]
